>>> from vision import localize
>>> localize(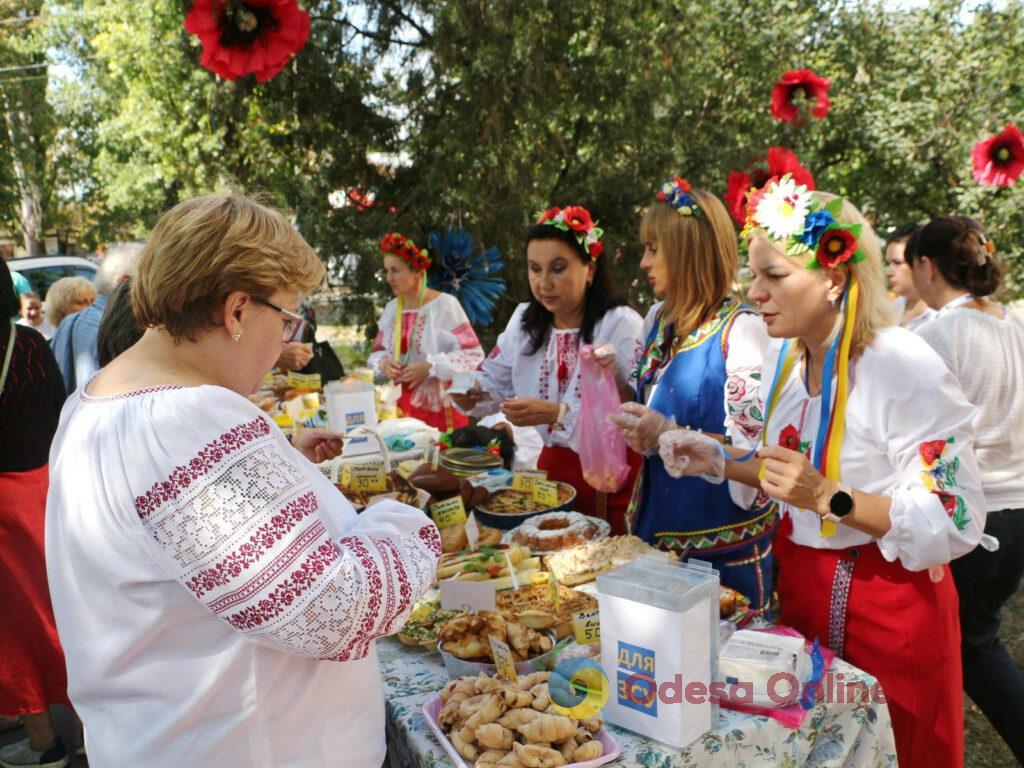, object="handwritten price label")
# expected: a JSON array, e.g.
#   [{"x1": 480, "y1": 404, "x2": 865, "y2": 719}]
[
  {"x1": 431, "y1": 496, "x2": 467, "y2": 529},
  {"x1": 513, "y1": 470, "x2": 547, "y2": 493},
  {"x1": 349, "y1": 466, "x2": 387, "y2": 493},
  {"x1": 489, "y1": 636, "x2": 518, "y2": 683},
  {"x1": 532, "y1": 479, "x2": 559, "y2": 507},
  {"x1": 572, "y1": 608, "x2": 601, "y2": 645},
  {"x1": 286, "y1": 371, "x2": 322, "y2": 391}
]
